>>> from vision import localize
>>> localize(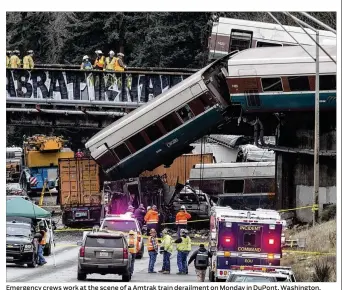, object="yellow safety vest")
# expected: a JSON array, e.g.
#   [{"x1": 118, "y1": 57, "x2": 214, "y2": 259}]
[
  {"x1": 10, "y1": 55, "x2": 21, "y2": 68},
  {"x1": 23, "y1": 55, "x2": 34, "y2": 69},
  {"x1": 128, "y1": 235, "x2": 138, "y2": 254},
  {"x1": 105, "y1": 57, "x2": 117, "y2": 70},
  {"x1": 177, "y1": 236, "x2": 191, "y2": 252},
  {"x1": 94, "y1": 56, "x2": 105, "y2": 69},
  {"x1": 161, "y1": 234, "x2": 173, "y2": 253},
  {"x1": 114, "y1": 58, "x2": 124, "y2": 72}
]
